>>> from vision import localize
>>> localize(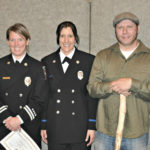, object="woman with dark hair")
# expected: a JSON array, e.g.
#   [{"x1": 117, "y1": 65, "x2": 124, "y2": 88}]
[
  {"x1": 41, "y1": 21, "x2": 97, "y2": 150},
  {"x1": 0, "y1": 23, "x2": 47, "y2": 149}
]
